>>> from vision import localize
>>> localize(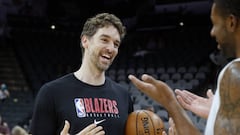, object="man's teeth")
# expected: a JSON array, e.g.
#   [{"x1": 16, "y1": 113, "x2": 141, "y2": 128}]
[{"x1": 103, "y1": 55, "x2": 110, "y2": 59}]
